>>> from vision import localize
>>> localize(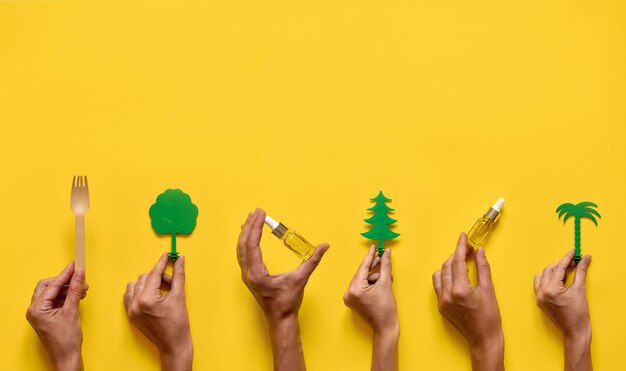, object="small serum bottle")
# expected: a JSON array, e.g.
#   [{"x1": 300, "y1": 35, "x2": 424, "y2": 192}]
[
  {"x1": 467, "y1": 198, "x2": 505, "y2": 249},
  {"x1": 264, "y1": 215, "x2": 315, "y2": 261}
]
